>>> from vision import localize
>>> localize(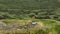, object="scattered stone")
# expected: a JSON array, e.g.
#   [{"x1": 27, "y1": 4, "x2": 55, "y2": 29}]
[
  {"x1": 23, "y1": 25, "x2": 28, "y2": 29},
  {"x1": 13, "y1": 24, "x2": 23, "y2": 29},
  {"x1": 0, "y1": 22, "x2": 7, "y2": 27},
  {"x1": 42, "y1": 28, "x2": 48, "y2": 31},
  {"x1": 6, "y1": 24, "x2": 14, "y2": 30},
  {"x1": 0, "y1": 21, "x2": 40, "y2": 30},
  {"x1": 18, "y1": 26, "x2": 23, "y2": 29}
]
